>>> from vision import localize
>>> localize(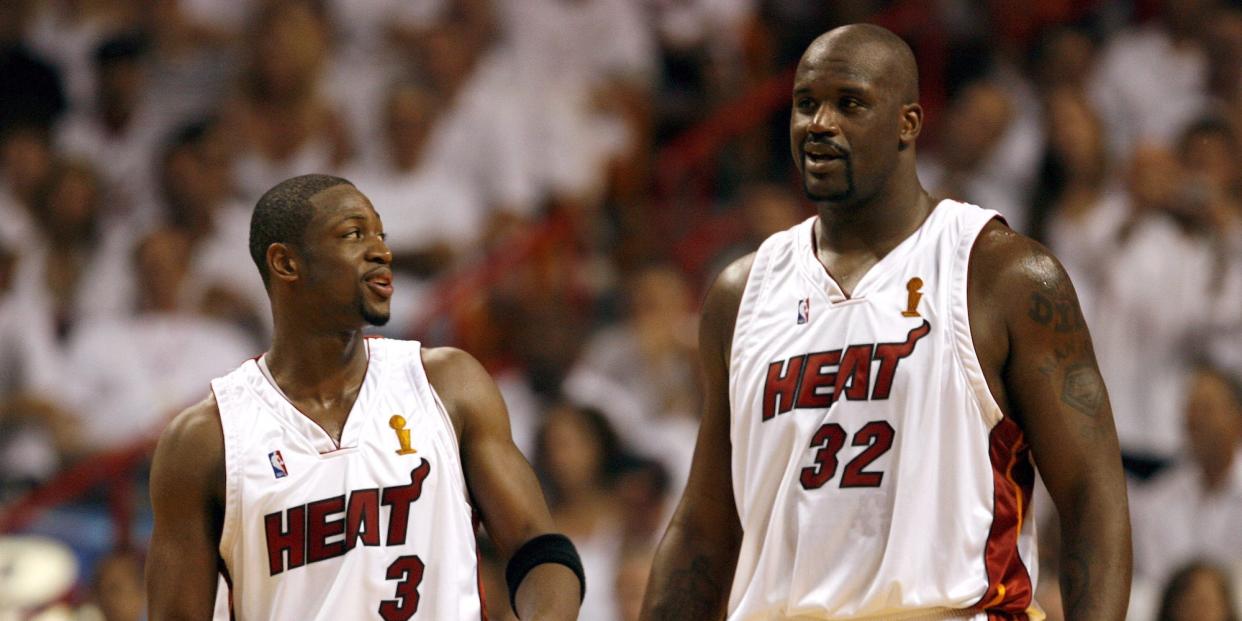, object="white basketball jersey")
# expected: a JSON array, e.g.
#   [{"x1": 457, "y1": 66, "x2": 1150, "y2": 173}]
[
  {"x1": 727, "y1": 201, "x2": 1040, "y2": 620},
  {"x1": 211, "y1": 338, "x2": 484, "y2": 620}
]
